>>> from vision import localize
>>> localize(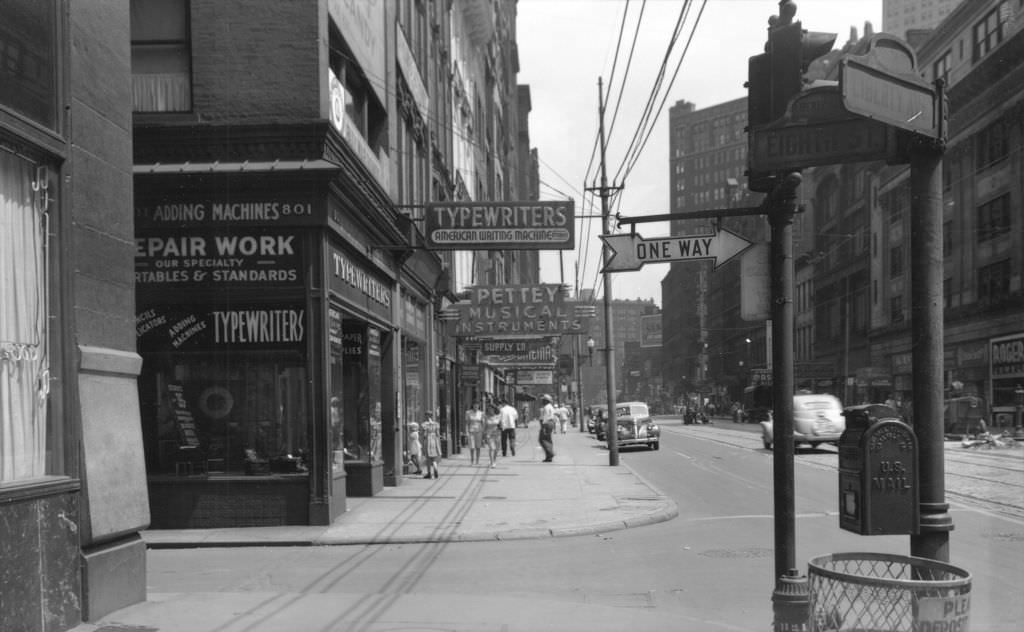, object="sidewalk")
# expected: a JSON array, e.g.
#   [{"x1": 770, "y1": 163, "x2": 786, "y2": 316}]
[
  {"x1": 68, "y1": 426, "x2": 681, "y2": 632},
  {"x1": 142, "y1": 421, "x2": 677, "y2": 547}
]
